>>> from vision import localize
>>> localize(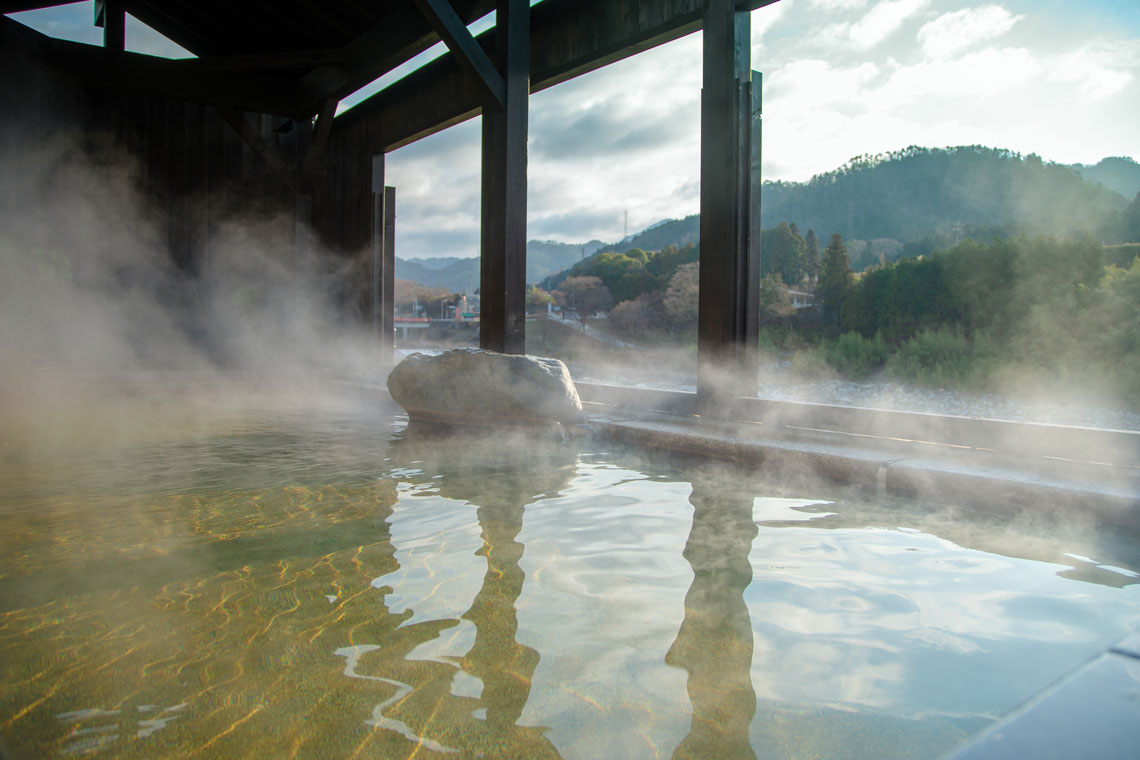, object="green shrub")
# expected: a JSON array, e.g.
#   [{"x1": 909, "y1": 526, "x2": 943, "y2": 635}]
[
  {"x1": 887, "y1": 328, "x2": 992, "y2": 387},
  {"x1": 789, "y1": 348, "x2": 832, "y2": 378},
  {"x1": 820, "y1": 331, "x2": 888, "y2": 379}
]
